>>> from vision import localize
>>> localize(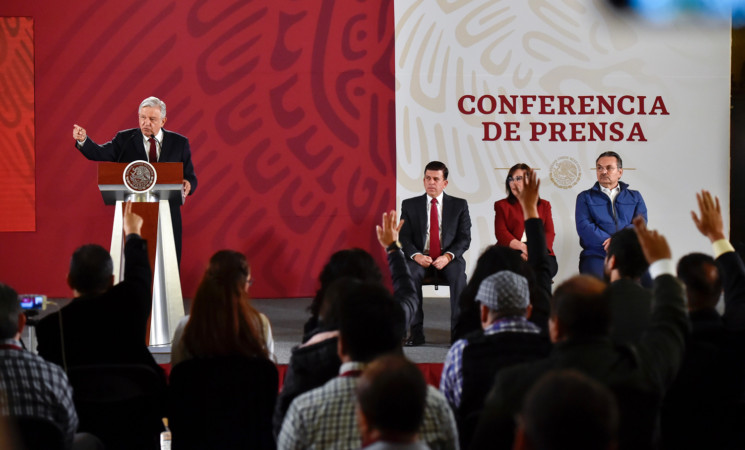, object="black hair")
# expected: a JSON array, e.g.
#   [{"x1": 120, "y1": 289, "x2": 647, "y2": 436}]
[
  {"x1": 596, "y1": 151, "x2": 623, "y2": 169},
  {"x1": 0, "y1": 283, "x2": 20, "y2": 339},
  {"x1": 424, "y1": 161, "x2": 449, "y2": 180},
  {"x1": 607, "y1": 228, "x2": 648, "y2": 279},
  {"x1": 551, "y1": 275, "x2": 610, "y2": 338},
  {"x1": 677, "y1": 252, "x2": 722, "y2": 310},
  {"x1": 68, "y1": 244, "x2": 114, "y2": 295}
]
